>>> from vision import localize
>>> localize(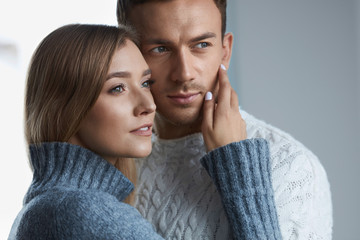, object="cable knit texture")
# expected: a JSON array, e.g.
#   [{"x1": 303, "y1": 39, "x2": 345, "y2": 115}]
[
  {"x1": 135, "y1": 110, "x2": 333, "y2": 240},
  {"x1": 8, "y1": 142, "x2": 163, "y2": 240}
]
